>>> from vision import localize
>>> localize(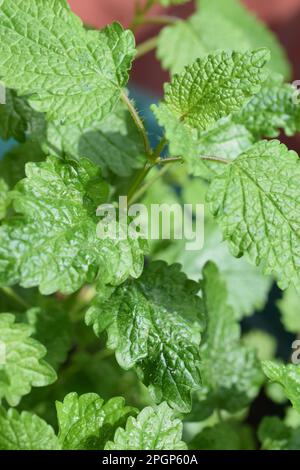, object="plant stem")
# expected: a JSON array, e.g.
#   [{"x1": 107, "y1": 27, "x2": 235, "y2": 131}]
[
  {"x1": 135, "y1": 15, "x2": 179, "y2": 27},
  {"x1": 0, "y1": 287, "x2": 30, "y2": 310},
  {"x1": 127, "y1": 162, "x2": 154, "y2": 203},
  {"x1": 129, "y1": 164, "x2": 173, "y2": 204},
  {"x1": 121, "y1": 91, "x2": 152, "y2": 157},
  {"x1": 159, "y1": 155, "x2": 230, "y2": 165},
  {"x1": 136, "y1": 36, "x2": 159, "y2": 59},
  {"x1": 154, "y1": 136, "x2": 168, "y2": 157}
]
